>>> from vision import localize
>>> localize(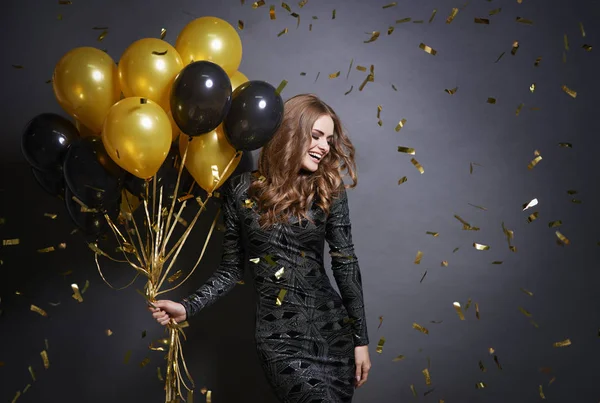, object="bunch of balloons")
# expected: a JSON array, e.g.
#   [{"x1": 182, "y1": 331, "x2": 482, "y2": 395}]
[{"x1": 21, "y1": 16, "x2": 284, "y2": 237}]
